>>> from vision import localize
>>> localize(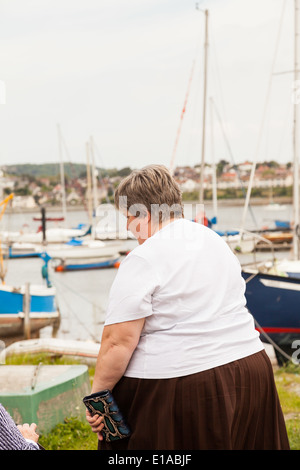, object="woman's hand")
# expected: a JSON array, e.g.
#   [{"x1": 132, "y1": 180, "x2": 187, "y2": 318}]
[
  {"x1": 17, "y1": 423, "x2": 39, "y2": 443},
  {"x1": 85, "y1": 409, "x2": 105, "y2": 441}
]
